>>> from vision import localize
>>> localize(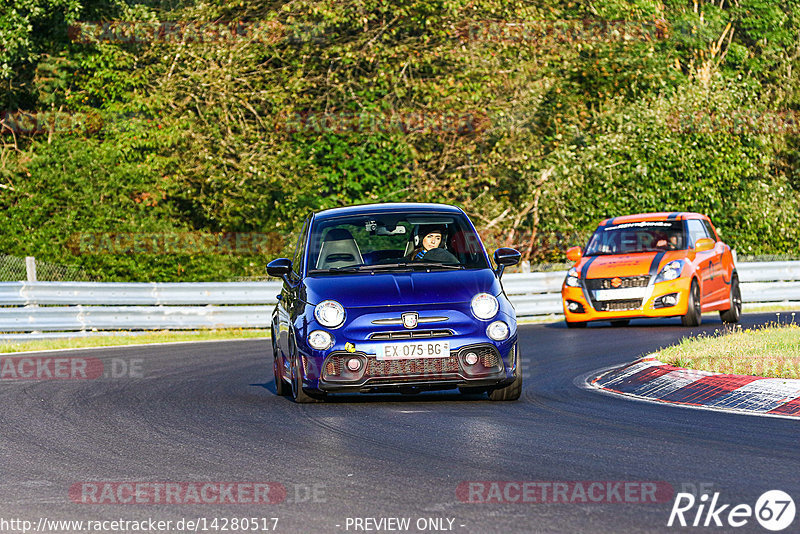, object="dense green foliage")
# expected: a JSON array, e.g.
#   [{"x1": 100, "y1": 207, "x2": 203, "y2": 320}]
[{"x1": 1, "y1": 0, "x2": 799, "y2": 280}]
